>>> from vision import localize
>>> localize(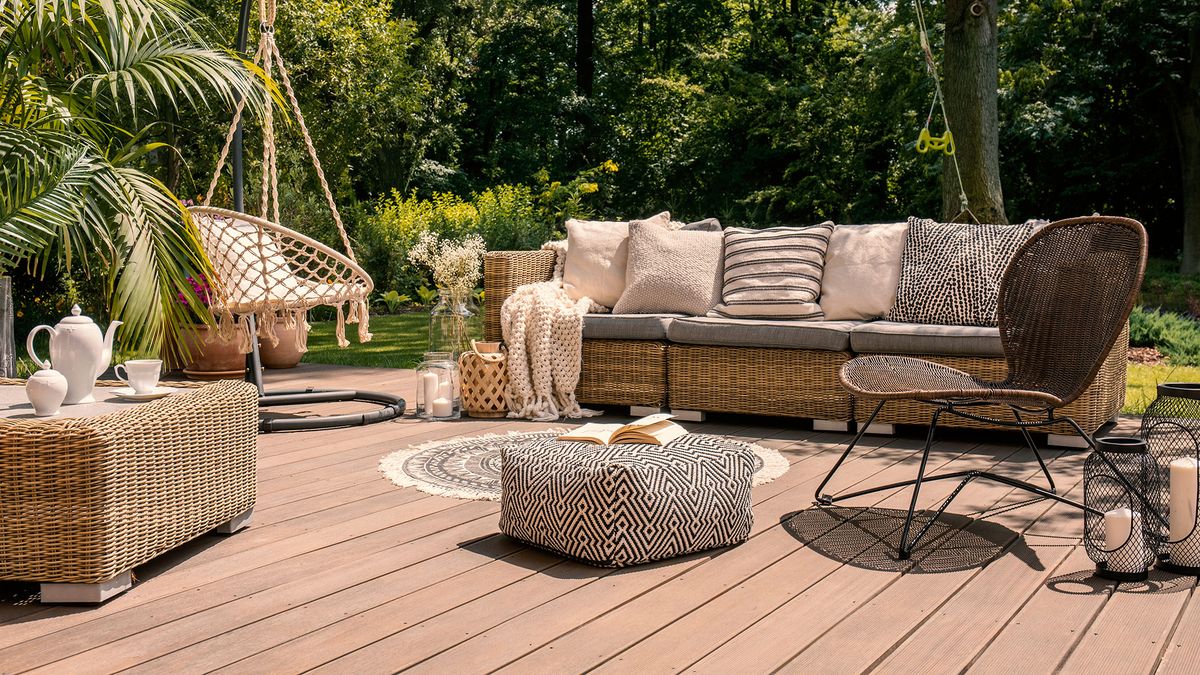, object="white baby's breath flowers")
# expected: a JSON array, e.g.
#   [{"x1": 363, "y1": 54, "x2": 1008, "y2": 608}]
[{"x1": 408, "y1": 231, "x2": 486, "y2": 297}]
